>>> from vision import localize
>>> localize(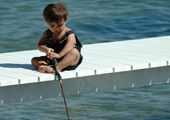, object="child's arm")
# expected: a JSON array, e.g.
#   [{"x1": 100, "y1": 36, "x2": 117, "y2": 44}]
[
  {"x1": 59, "y1": 33, "x2": 76, "y2": 56},
  {"x1": 37, "y1": 31, "x2": 54, "y2": 55},
  {"x1": 47, "y1": 33, "x2": 76, "y2": 60}
]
